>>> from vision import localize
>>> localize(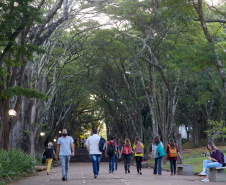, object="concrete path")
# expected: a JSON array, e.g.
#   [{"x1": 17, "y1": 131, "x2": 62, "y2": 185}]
[{"x1": 11, "y1": 162, "x2": 225, "y2": 185}]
